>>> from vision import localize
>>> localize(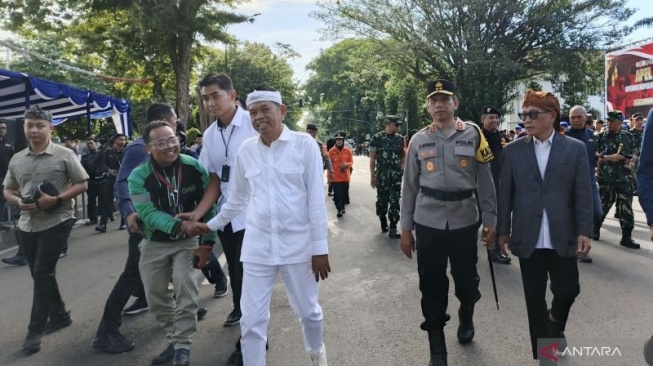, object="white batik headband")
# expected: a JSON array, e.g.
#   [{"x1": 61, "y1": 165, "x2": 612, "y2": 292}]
[{"x1": 246, "y1": 90, "x2": 283, "y2": 107}]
